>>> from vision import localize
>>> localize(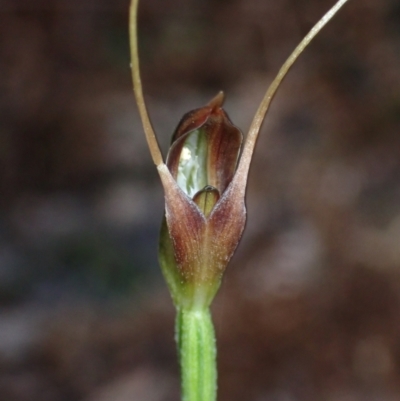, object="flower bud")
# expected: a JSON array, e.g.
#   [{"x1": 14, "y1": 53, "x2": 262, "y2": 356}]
[{"x1": 158, "y1": 93, "x2": 246, "y2": 309}]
